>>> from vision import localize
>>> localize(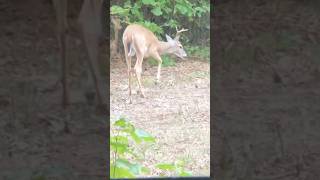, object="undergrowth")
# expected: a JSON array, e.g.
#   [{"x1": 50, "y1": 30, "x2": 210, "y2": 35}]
[
  {"x1": 110, "y1": 117, "x2": 193, "y2": 178},
  {"x1": 185, "y1": 45, "x2": 210, "y2": 61},
  {"x1": 148, "y1": 55, "x2": 176, "y2": 67}
]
